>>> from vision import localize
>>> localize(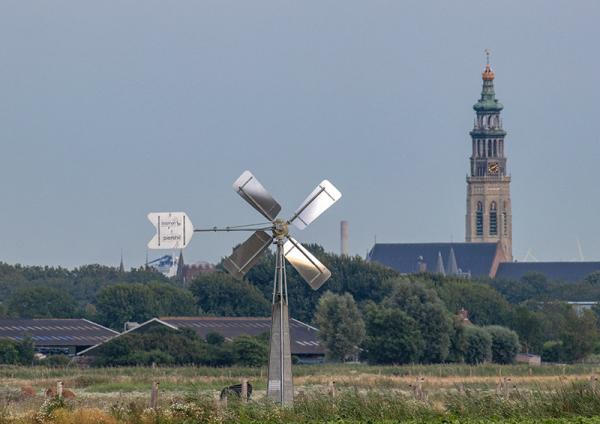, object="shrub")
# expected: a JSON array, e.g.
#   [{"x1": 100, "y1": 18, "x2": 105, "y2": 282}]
[
  {"x1": 206, "y1": 332, "x2": 225, "y2": 345},
  {"x1": 0, "y1": 340, "x2": 19, "y2": 364},
  {"x1": 542, "y1": 340, "x2": 564, "y2": 363},
  {"x1": 38, "y1": 355, "x2": 72, "y2": 367},
  {"x1": 362, "y1": 303, "x2": 424, "y2": 364},
  {"x1": 127, "y1": 350, "x2": 174, "y2": 366},
  {"x1": 463, "y1": 326, "x2": 492, "y2": 365},
  {"x1": 0, "y1": 337, "x2": 35, "y2": 365},
  {"x1": 484, "y1": 325, "x2": 520, "y2": 364},
  {"x1": 231, "y1": 335, "x2": 268, "y2": 367}
]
